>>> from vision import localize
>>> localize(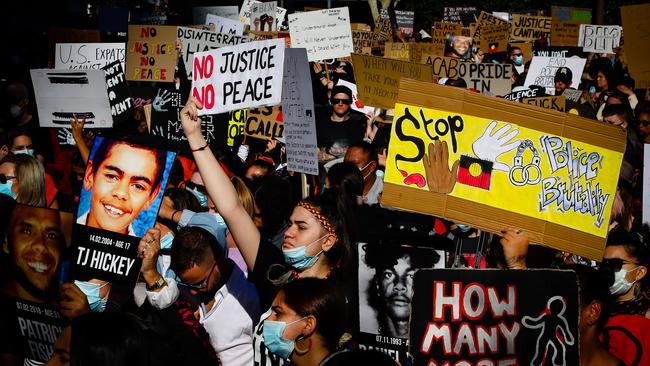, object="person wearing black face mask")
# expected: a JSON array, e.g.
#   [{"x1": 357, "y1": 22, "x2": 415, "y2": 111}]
[{"x1": 316, "y1": 86, "x2": 365, "y2": 164}]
